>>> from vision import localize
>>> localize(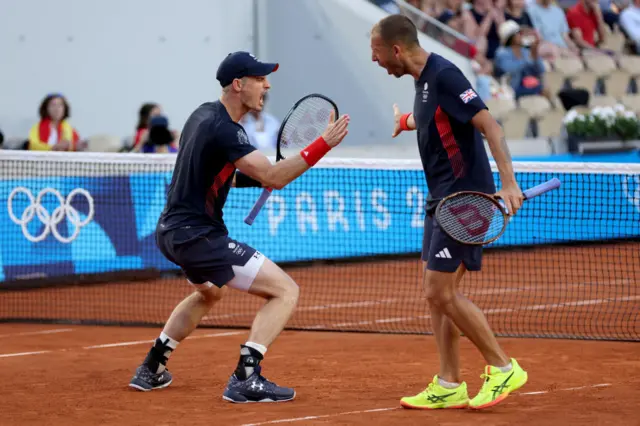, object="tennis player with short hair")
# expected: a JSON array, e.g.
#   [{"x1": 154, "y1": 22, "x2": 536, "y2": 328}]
[
  {"x1": 128, "y1": 51, "x2": 350, "y2": 403},
  {"x1": 370, "y1": 15, "x2": 528, "y2": 409}
]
